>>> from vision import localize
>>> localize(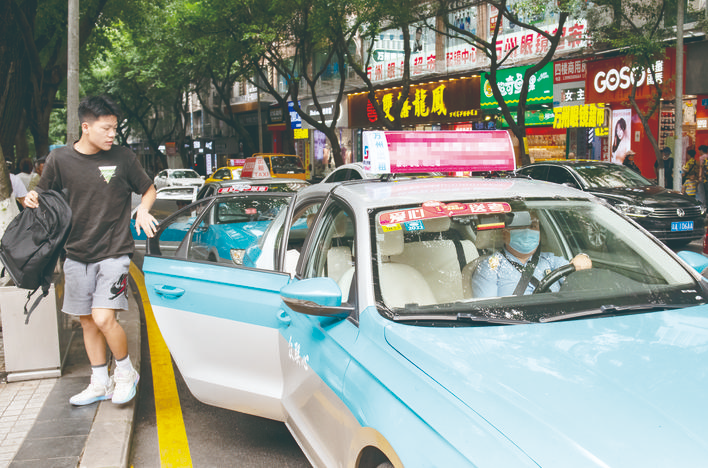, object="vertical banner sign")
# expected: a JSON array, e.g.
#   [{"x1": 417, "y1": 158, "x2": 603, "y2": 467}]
[{"x1": 362, "y1": 131, "x2": 390, "y2": 174}]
